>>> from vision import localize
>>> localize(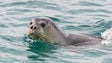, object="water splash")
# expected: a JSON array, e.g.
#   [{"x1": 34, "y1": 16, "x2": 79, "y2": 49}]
[{"x1": 101, "y1": 28, "x2": 112, "y2": 45}]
